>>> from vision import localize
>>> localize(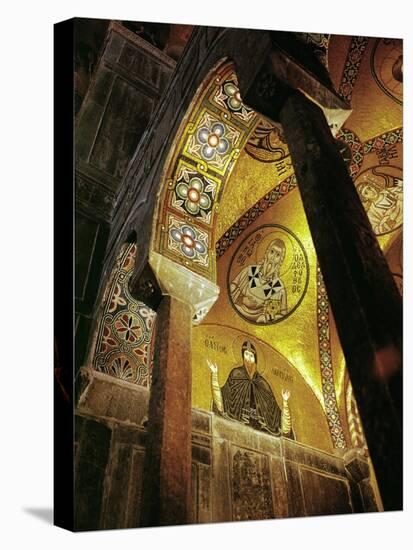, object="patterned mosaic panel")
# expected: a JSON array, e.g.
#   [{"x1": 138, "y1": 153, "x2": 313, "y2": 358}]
[
  {"x1": 170, "y1": 161, "x2": 218, "y2": 224},
  {"x1": 316, "y1": 266, "x2": 347, "y2": 450},
  {"x1": 211, "y1": 72, "x2": 256, "y2": 126},
  {"x1": 93, "y1": 243, "x2": 156, "y2": 387},
  {"x1": 167, "y1": 215, "x2": 209, "y2": 267},
  {"x1": 153, "y1": 60, "x2": 260, "y2": 281},
  {"x1": 338, "y1": 36, "x2": 369, "y2": 102},
  {"x1": 337, "y1": 127, "x2": 403, "y2": 180},
  {"x1": 184, "y1": 110, "x2": 241, "y2": 175}
]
